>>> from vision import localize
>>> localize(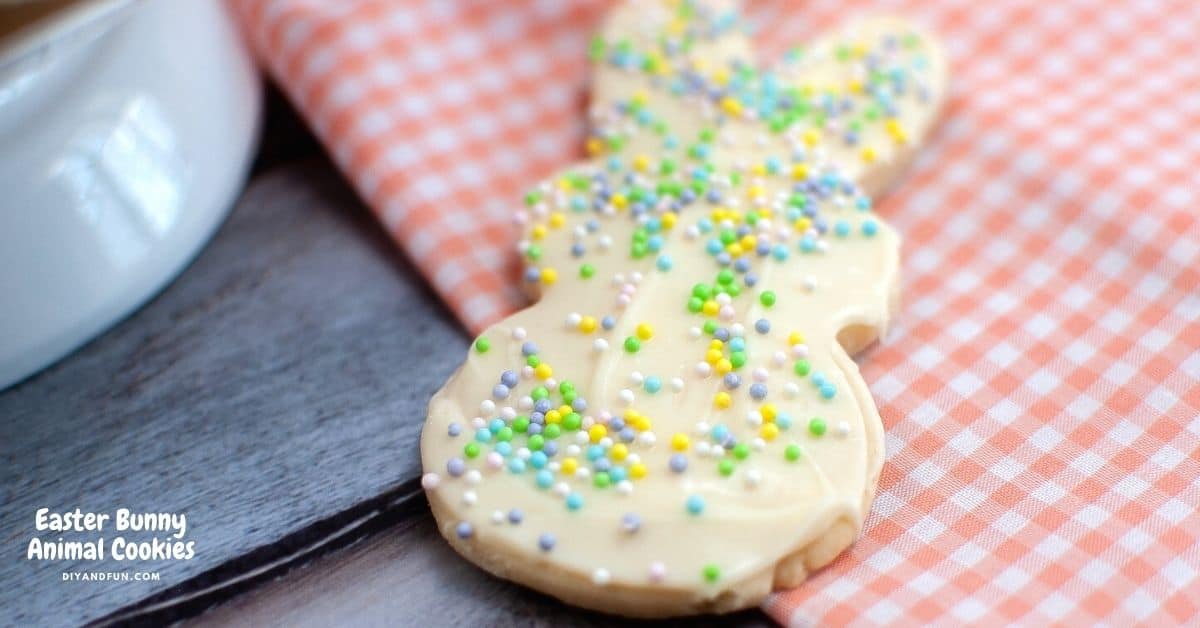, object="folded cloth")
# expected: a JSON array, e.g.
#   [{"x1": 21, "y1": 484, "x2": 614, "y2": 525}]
[{"x1": 230, "y1": 0, "x2": 1199, "y2": 625}]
